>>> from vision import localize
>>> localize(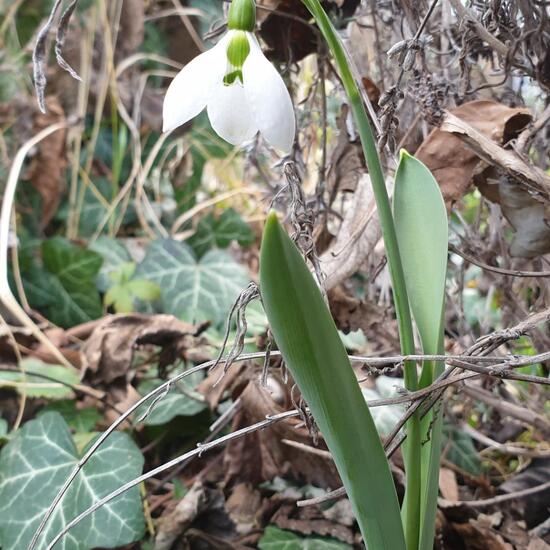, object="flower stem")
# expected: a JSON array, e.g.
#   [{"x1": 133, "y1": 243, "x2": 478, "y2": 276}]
[{"x1": 300, "y1": 2, "x2": 421, "y2": 548}]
